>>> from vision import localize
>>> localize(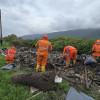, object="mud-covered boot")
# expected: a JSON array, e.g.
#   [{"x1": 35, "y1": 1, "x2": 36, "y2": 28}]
[
  {"x1": 36, "y1": 64, "x2": 39, "y2": 72},
  {"x1": 41, "y1": 65, "x2": 46, "y2": 73}
]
